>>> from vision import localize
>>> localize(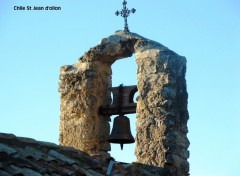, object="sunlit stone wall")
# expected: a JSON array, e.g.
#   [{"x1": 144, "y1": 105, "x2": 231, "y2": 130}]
[{"x1": 135, "y1": 42, "x2": 190, "y2": 175}]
